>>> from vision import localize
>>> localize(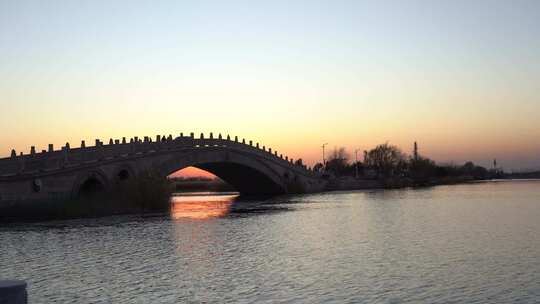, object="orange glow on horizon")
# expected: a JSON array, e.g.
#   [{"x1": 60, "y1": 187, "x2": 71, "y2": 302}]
[{"x1": 170, "y1": 166, "x2": 217, "y2": 179}]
